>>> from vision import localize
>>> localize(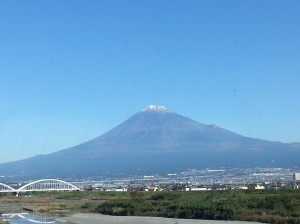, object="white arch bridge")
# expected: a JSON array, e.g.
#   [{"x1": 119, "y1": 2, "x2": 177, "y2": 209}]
[{"x1": 0, "y1": 179, "x2": 80, "y2": 193}]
